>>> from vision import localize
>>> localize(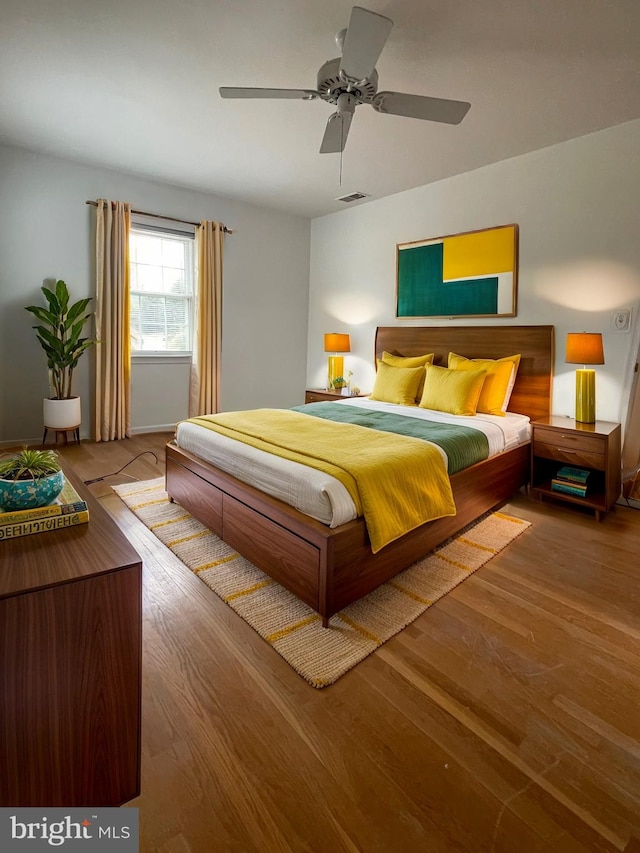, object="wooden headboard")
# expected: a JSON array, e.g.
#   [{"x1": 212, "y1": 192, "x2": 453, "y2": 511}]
[{"x1": 375, "y1": 325, "x2": 554, "y2": 422}]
